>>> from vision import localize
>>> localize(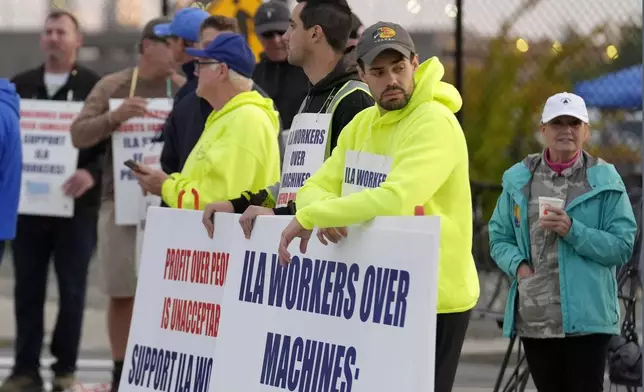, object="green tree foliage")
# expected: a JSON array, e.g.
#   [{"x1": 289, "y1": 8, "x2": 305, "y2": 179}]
[
  {"x1": 605, "y1": 24, "x2": 642, "y2": 72},
  {"x1": 463, "y1": 0, "x2": 609, "y2": 186},
  {"x1": 462, "y1": 0, "x2": 617, "y2": 219}
]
